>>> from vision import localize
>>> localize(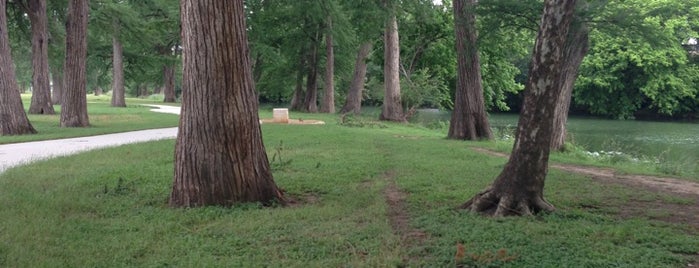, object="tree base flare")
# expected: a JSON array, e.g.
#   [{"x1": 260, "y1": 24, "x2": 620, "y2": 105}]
[{"x1": 460, "y1": 187, "x2": 556, "y2": 217}]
